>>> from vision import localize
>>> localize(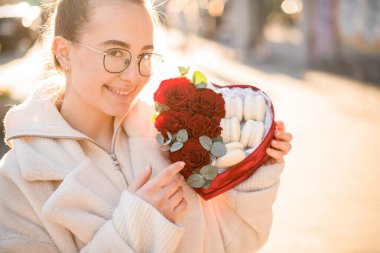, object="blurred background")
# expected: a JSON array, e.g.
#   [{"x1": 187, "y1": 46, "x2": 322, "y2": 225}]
[{"x1": 1, "y1": 0, "x2": 380, "y2": 252}]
